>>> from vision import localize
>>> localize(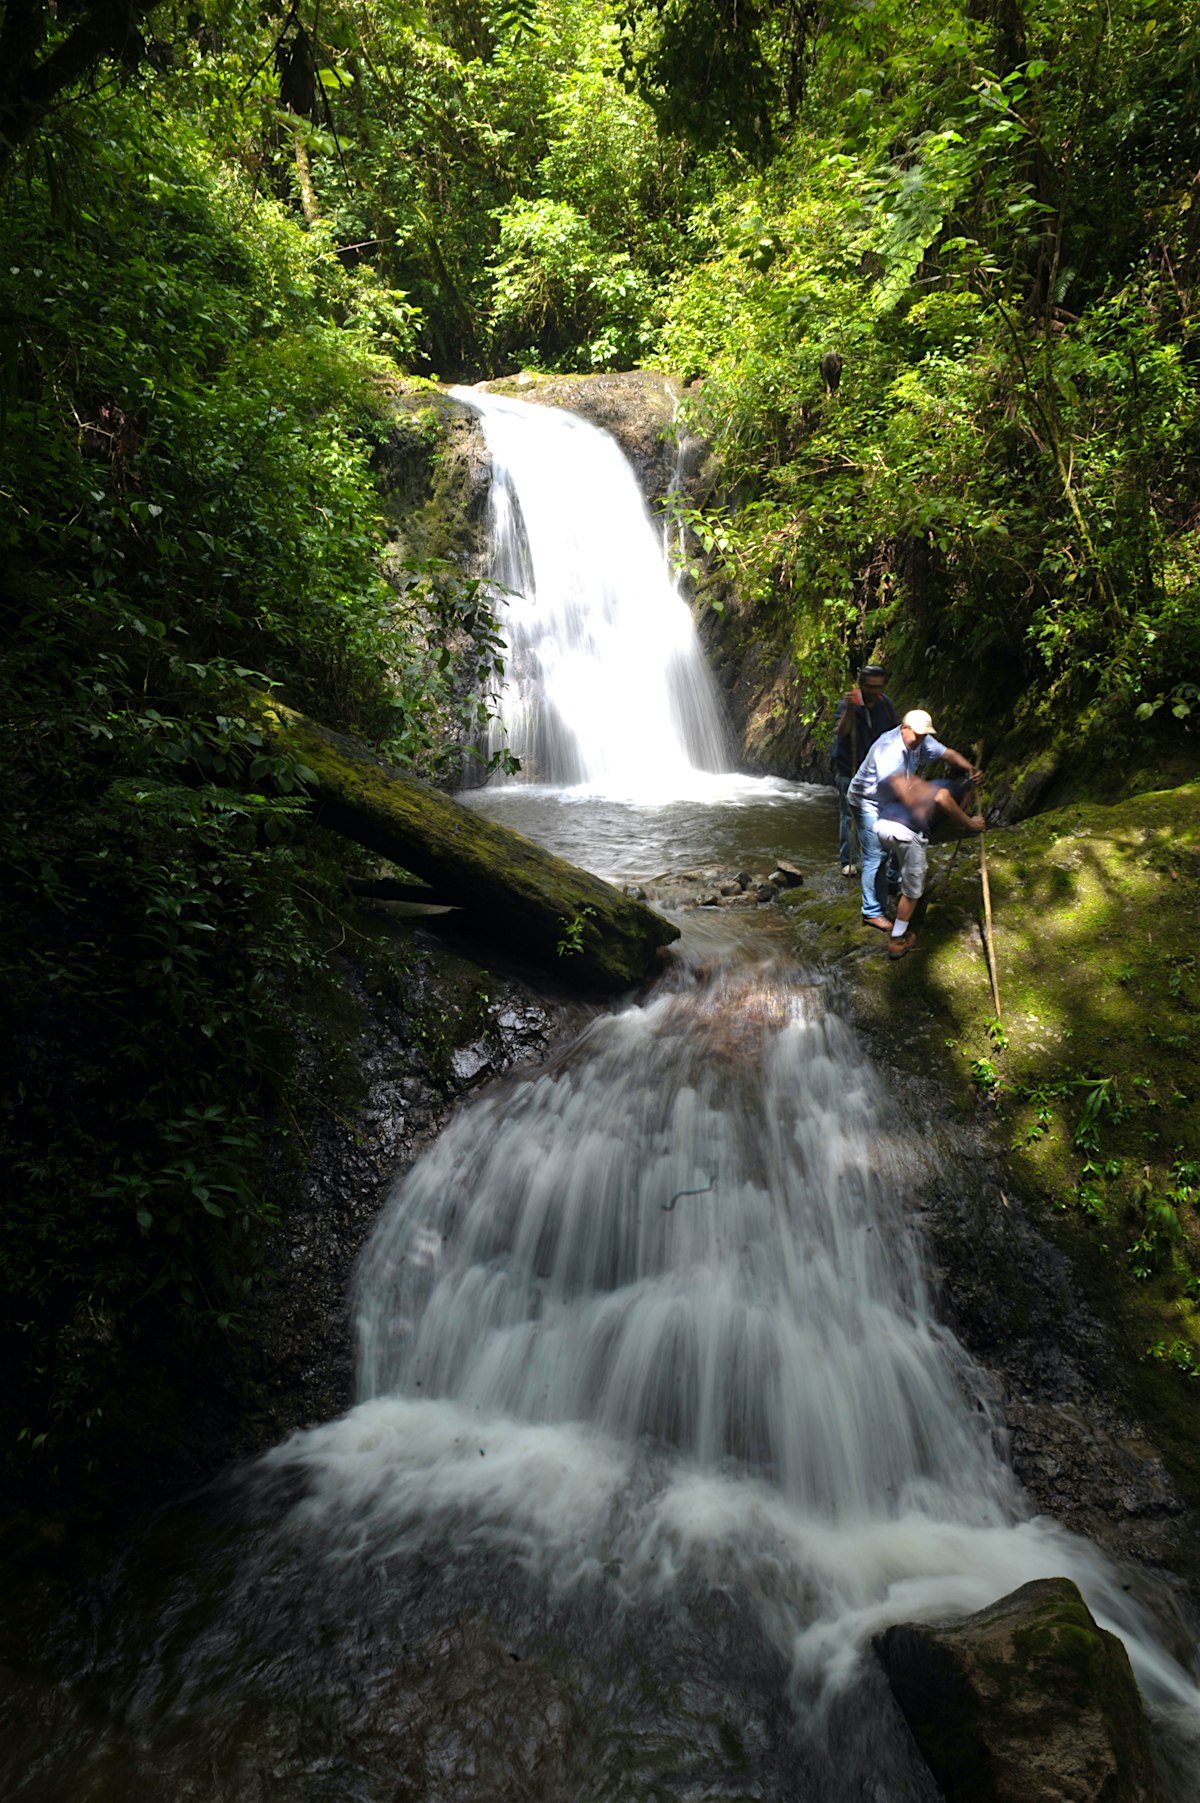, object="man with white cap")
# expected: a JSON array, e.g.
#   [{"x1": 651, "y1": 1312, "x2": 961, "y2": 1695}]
[
  {"x1": 847, "y1": 709, "x2": 983, "y2": 930},
  {"x1": 875, "y1": 771, "x2": 985, "y2": 957}
]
